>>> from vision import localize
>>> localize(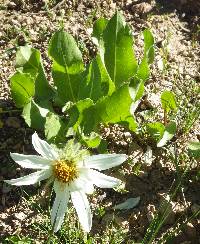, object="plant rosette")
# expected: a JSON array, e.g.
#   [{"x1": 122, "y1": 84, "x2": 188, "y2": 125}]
[{"x1": 5, "y1": 133, "x2": 127, "y2": 232}]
